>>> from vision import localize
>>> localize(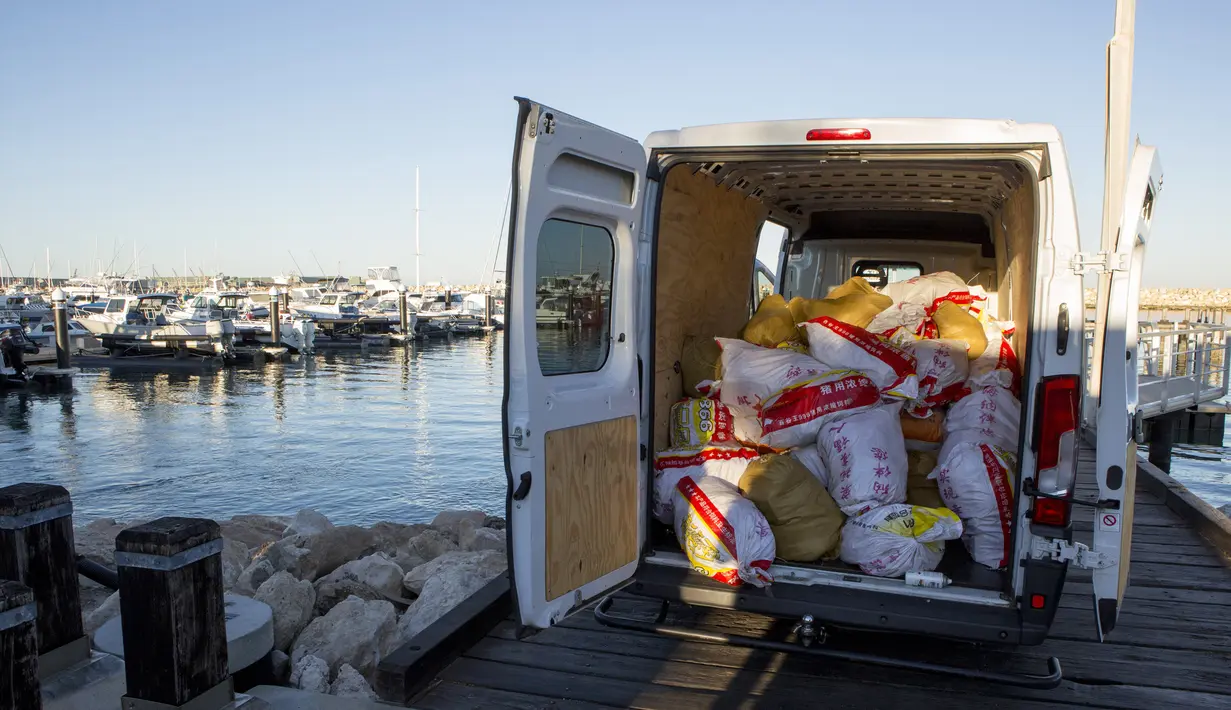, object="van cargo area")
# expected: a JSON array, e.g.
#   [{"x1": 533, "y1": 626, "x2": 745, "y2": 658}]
[{"x1": 645, "y1": 152, "x2": 1042, "y2": 627}]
